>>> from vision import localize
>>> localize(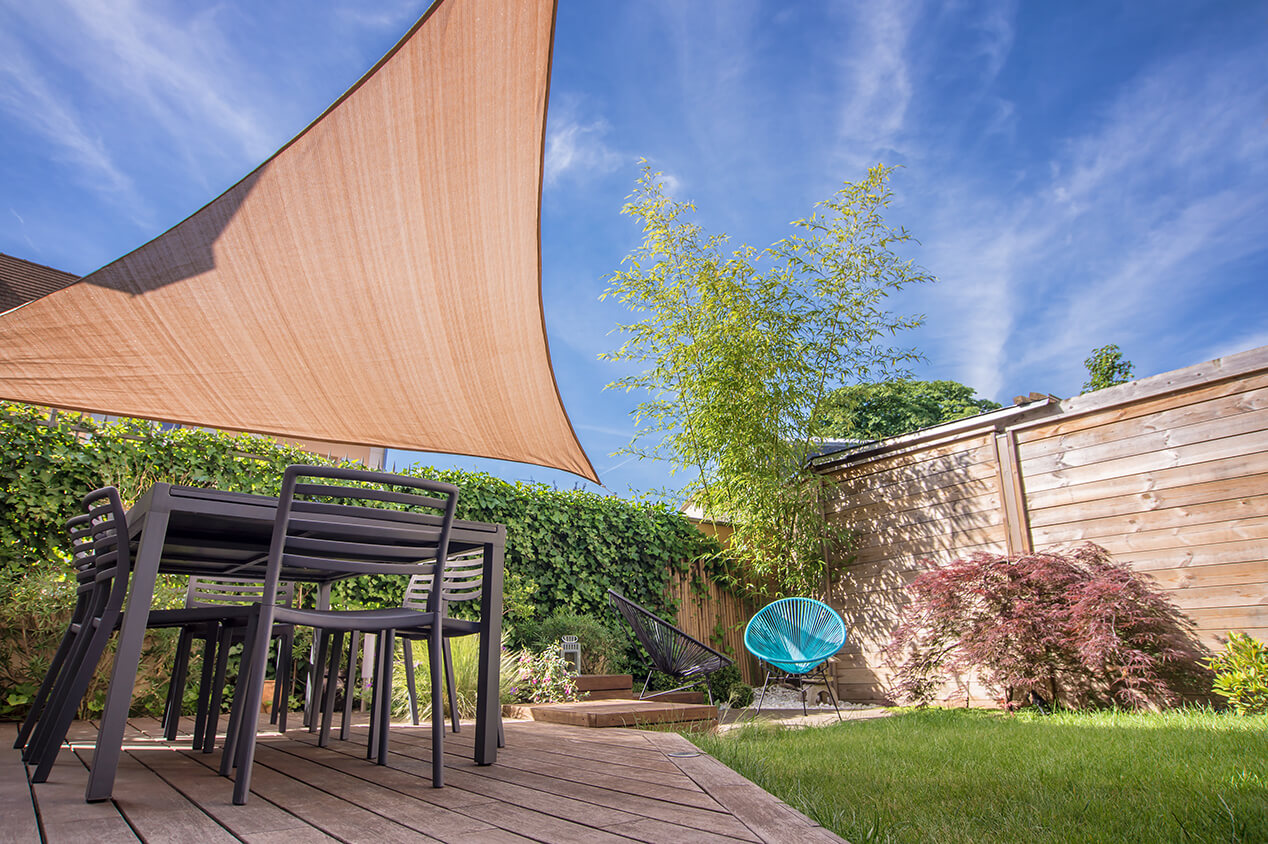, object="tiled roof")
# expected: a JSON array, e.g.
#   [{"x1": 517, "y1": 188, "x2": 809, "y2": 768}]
[{"x1": 0, "y1": 253, "x2": 79, "y2": 314}]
